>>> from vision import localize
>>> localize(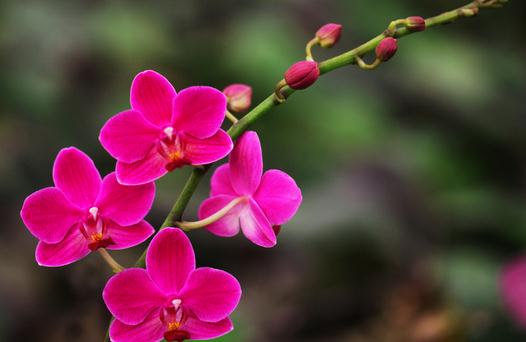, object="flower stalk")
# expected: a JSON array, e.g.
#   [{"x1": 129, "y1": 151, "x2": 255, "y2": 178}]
[
  {"x1": 177, "y1": 197, "x2": 246, "y2": 231},
  {"x1": 98, "y1": 248, "x2": 124, "y2": 273}
]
